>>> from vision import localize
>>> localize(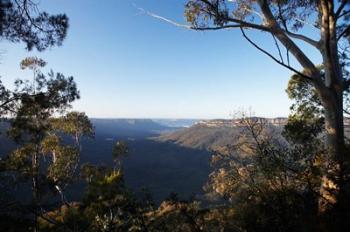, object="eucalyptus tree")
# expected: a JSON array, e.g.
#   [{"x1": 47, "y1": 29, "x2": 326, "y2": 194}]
[
  {"x1": 0, "y1": 0, "x2": 69, "y2": 117},
  {"x1": 51, "y1": 111, "x2": 94, "y2": 151},
  {"x1": 4, "y1": 57, "x2": 93, "y2": 231},
  {"x1": 182, "y1": 0, "x2": 350, "y2": 214}
]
